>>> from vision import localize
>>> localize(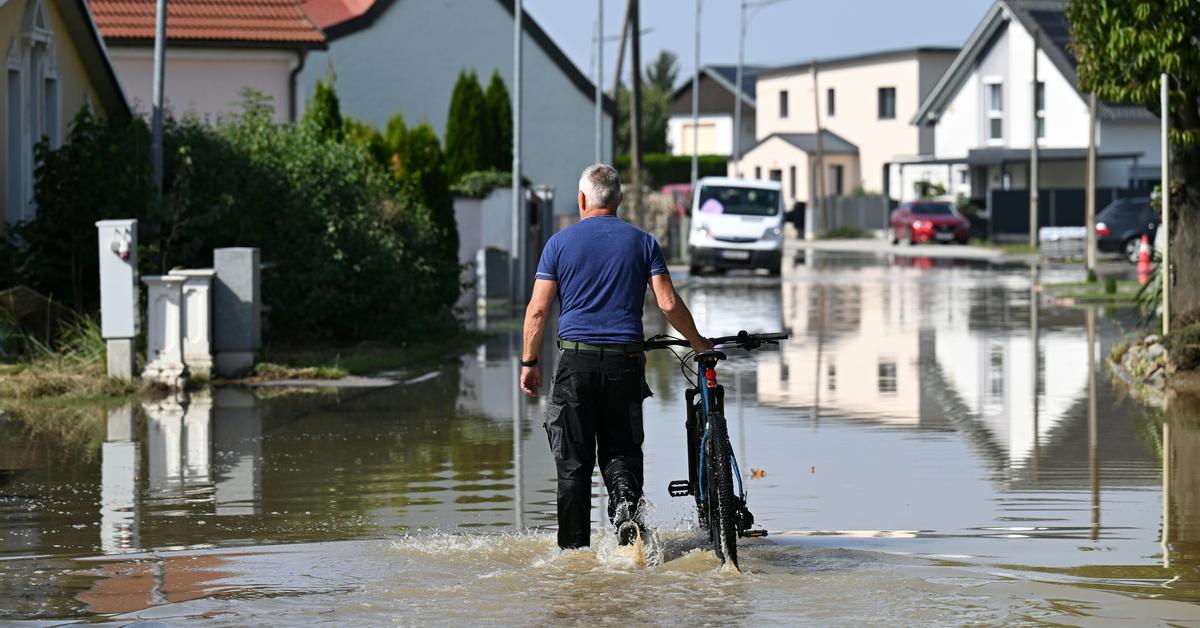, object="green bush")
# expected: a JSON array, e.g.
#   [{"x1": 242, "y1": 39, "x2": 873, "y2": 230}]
[
  {"x1": 10, "y1": 93, "x2": 460, "y2": 344},
  {"x1": 445, "y1": 70, "x2": 488, "y2": 181},
  {"x1": 614, "y1": 153, "x2": 728, "y2": 187},
  {"x1": 483, "y1": 71, "x2": 513, "y2": 172},
  {"x1": 452, "y1": 169, "x2": 519, "y2": 199},
  {"x1": 819, "y1": 226, "x2": 871, "y2": 240}
]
